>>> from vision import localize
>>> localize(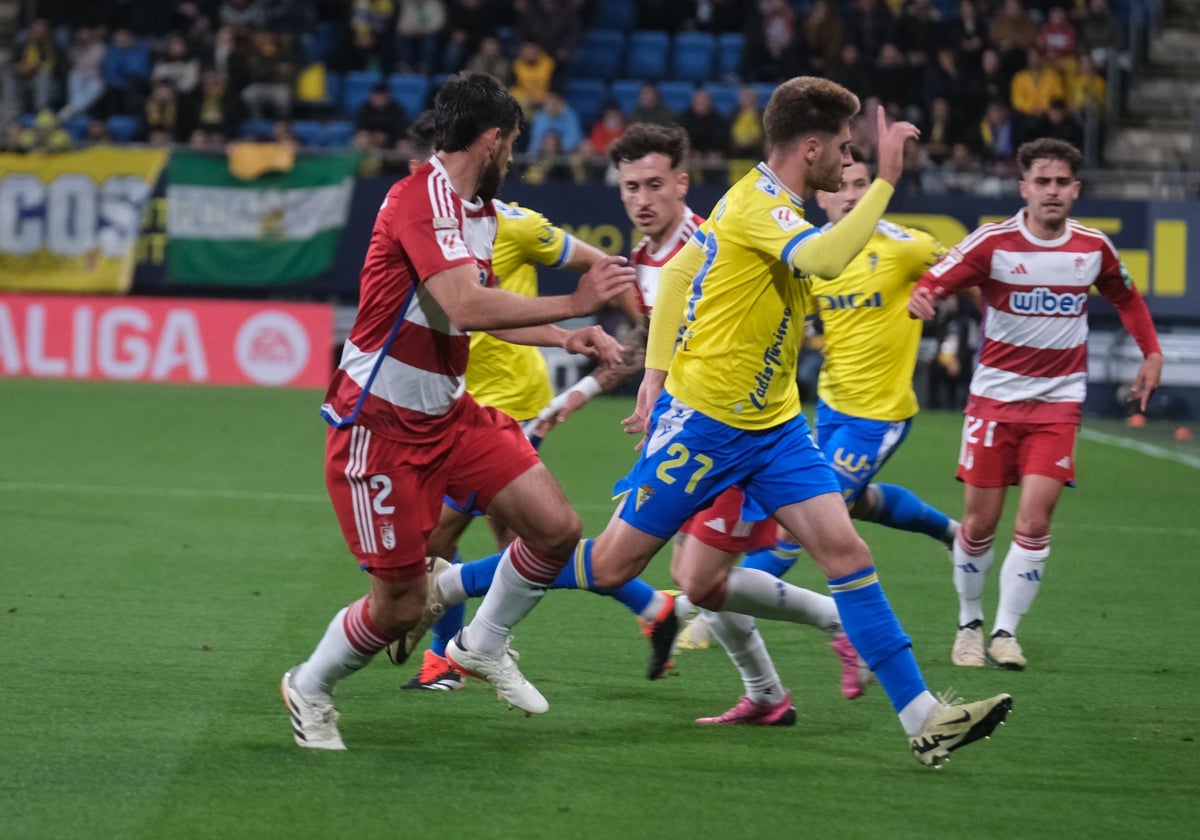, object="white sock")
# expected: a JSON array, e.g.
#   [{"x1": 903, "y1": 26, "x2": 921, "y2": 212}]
[
  {"x1": 437, "y1": 564, "x2": 467, "y2": 606},
  {"x1": 704, "y1": 609, "x2": 786, "y2": 704},
  {"x1": 294, "y1": 607, "x2": 372, "y2": 698},
  {"x1": 719, "y1": 567, "x2": 842, "y2": 634},
  {"x1": 899, "y1": 690, "x2": 940, "y2": 736},
  {"x1": 993, "y1": 542, "x2": 1049, "y2": 636},
  {"x1": 640, "y1": 589, "x2": 669, "y2": 622},
  {"x1": 953, "y1": 539, "x2": 995, "y2": 626},
  {"x1": 460, "y1": 552, "x2": 545, "y2": 656}
]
